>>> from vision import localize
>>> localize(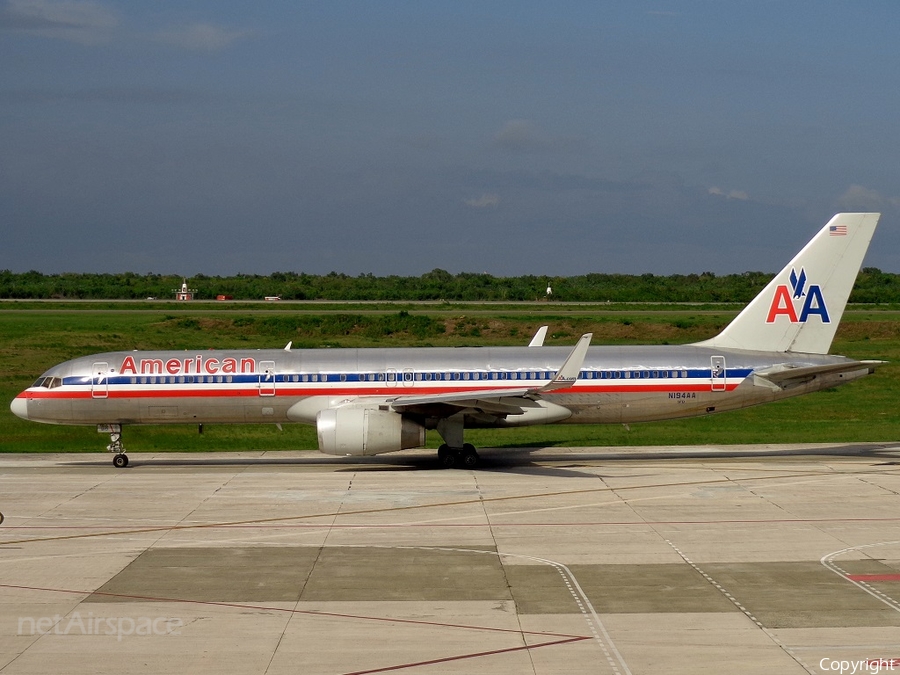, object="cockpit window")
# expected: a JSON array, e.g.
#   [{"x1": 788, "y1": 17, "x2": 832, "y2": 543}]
[{"x1": 31, "y1": 377, "x2": 62, "y2": 388}]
